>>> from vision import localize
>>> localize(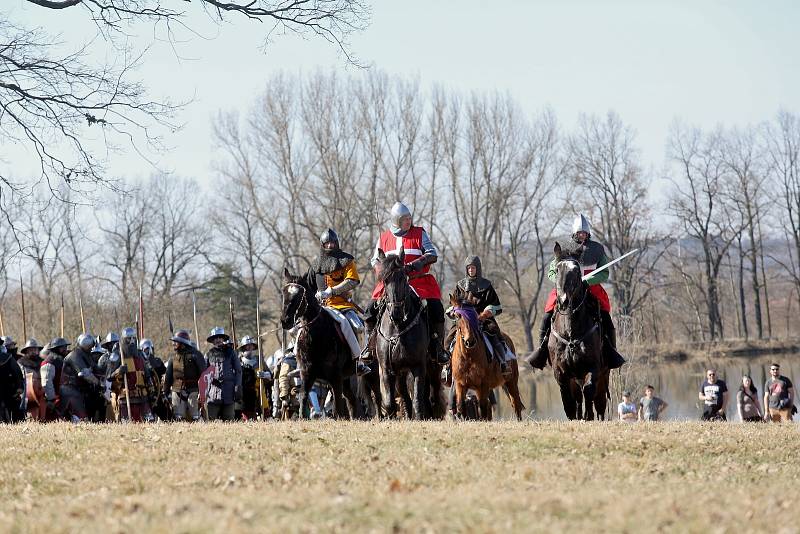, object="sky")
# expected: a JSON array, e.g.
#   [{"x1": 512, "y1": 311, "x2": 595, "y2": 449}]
[{"x1": 5, "y1": 0, "x2": 800, "y2": 197}]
